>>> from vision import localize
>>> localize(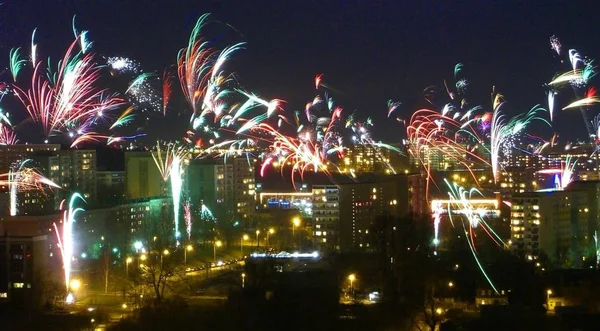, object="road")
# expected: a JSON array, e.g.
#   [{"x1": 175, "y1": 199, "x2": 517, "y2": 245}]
[{"x1": 65, "y1": 256, "x2": 244, "y2": 329}]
